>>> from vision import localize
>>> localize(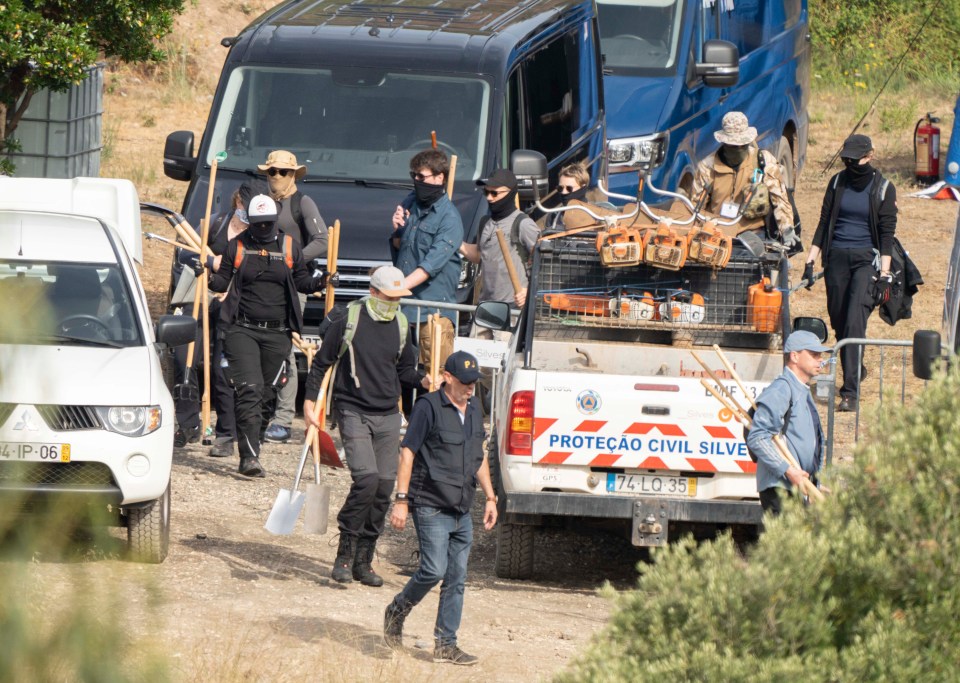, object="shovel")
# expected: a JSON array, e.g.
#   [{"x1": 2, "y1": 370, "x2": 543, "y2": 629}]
[{"x1": 304, "y1": 367, "x2": 336, "y2": 534}]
